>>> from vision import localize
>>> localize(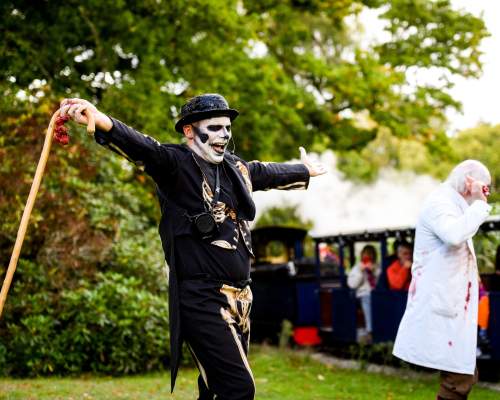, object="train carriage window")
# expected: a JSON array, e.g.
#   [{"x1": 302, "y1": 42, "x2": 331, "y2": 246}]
[
  {"x1": 256, "y1": 240, "x2": 291, "y2": 264},
  {"x1": 475, "y1": 230, "x2": 500, "y2": 274},
  {"x1": 319, "y1": 243, "x2": 340, "y2": 265},
  {"x1": 318, "y1": 242, "x2": 342, "y2": 277},
  {"x1": 476, "y1": 230, "x2": 500, "y2": 292}
]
